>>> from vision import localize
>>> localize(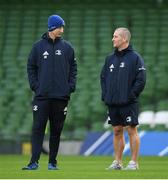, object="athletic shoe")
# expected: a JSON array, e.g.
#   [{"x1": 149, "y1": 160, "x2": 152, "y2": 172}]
[
  {"x1": 124, "y1": 160, "x2": 139, "y2": 170},
  {"x1": 48, "y1": 163, "x2": 59, "y2": 170},
  {"x1": 22, "y1": 162, "x2": 39, "y2": 170},
  {"x1": 106, "y1": 160, "x2": 123, "y2": 170}
]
